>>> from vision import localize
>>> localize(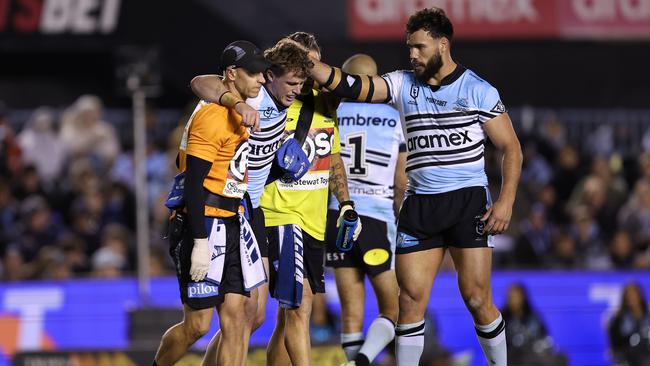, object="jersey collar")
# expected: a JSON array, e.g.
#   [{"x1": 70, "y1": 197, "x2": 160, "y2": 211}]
[
  {"x1": 428, "y1": 64, "x2": 466, "y2": 91},
  {"x1": 263, "y1": 84, "x2": 289, "y2": 111}
]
